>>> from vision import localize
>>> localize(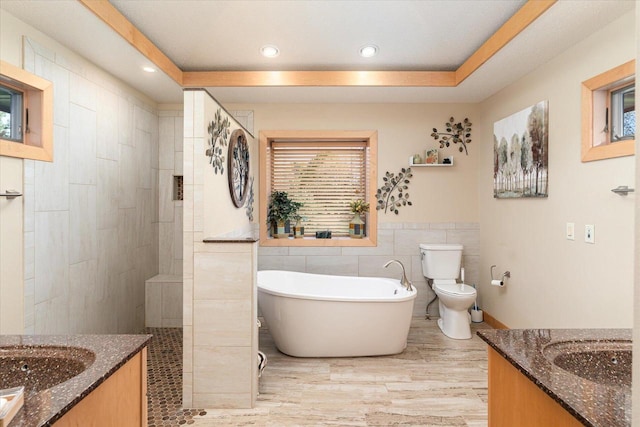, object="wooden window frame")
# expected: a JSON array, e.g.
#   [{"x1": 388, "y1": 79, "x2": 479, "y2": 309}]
[
  {"x1": 0, "y1": 61, "x2": 53, "y2": 162},
  {"x1": 259, "y1": 130, "x2": 378, "y2": 247},
  {"x1": 581, "y1": 60, "x2": 635, "y2": 162}
]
